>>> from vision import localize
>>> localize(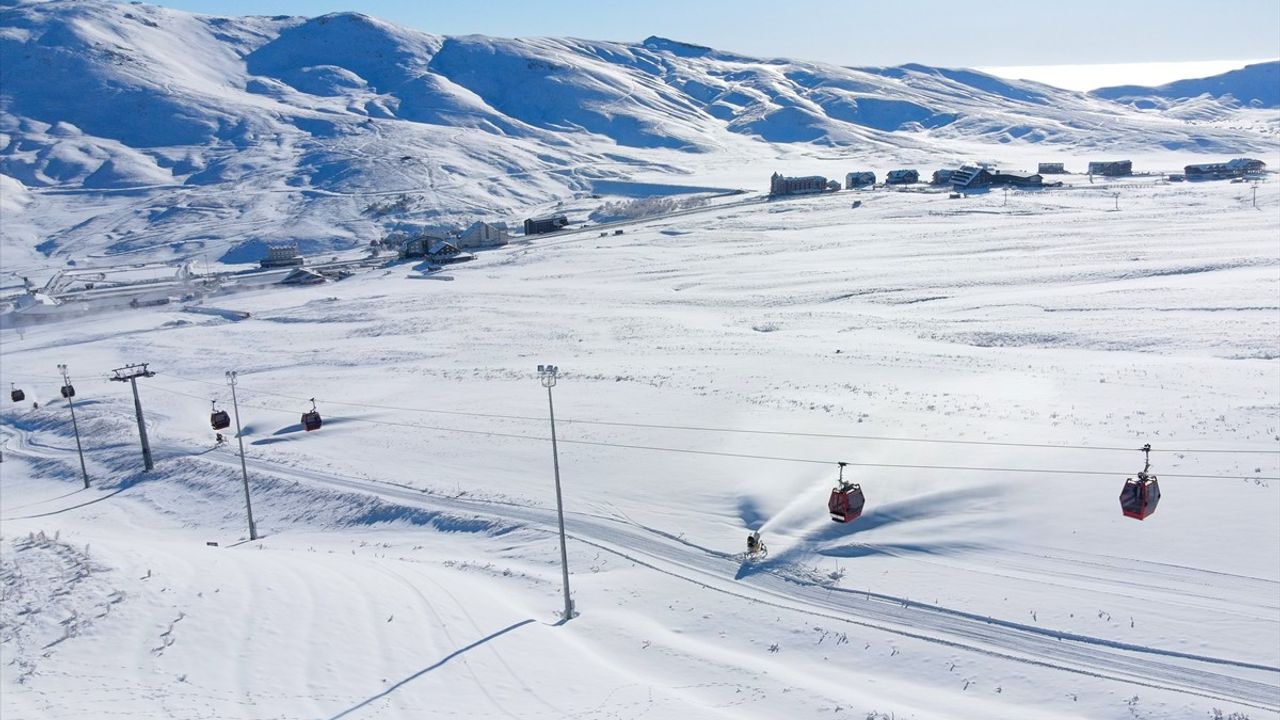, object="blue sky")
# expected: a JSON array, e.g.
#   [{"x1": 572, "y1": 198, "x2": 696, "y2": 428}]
[{"x1": 149, "y1": 0, "x2": 1279, "y2": 68}]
